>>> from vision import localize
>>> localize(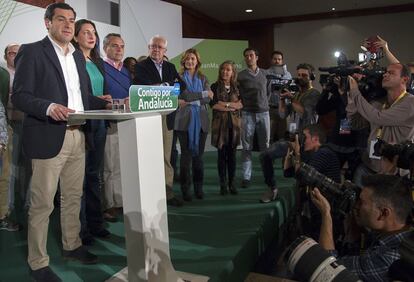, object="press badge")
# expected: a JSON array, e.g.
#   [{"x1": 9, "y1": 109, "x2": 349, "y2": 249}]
[
  {"x1": 289, "y1": 123, "x2": 297, "y2": 133},
  {"x1": 339, "y1": 118, "x2": 351, "y2": 135},
  {"x1": 369, "y1": 139, "x2": 381, "y2": 160}
]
